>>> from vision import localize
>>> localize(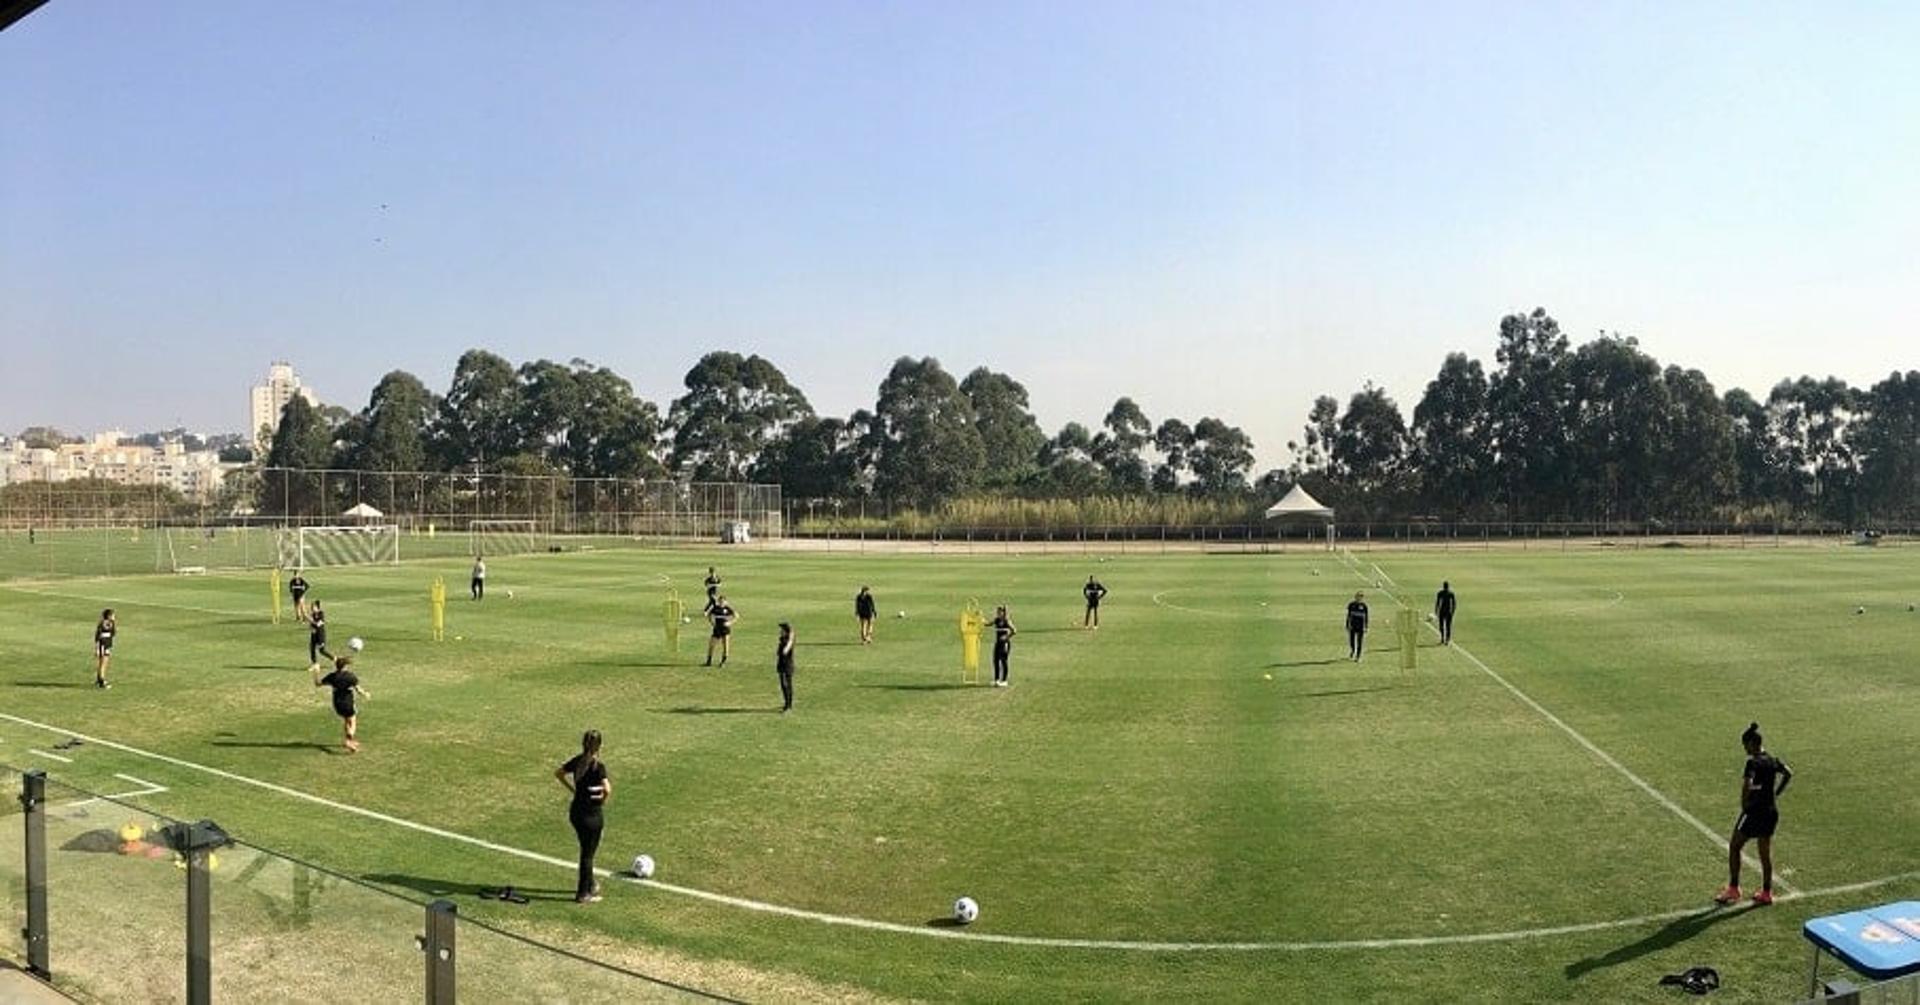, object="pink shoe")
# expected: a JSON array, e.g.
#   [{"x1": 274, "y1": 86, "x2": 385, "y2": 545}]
[{"x1": 1712, "y1": 885, "x2": 1741, "y2": 905}]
